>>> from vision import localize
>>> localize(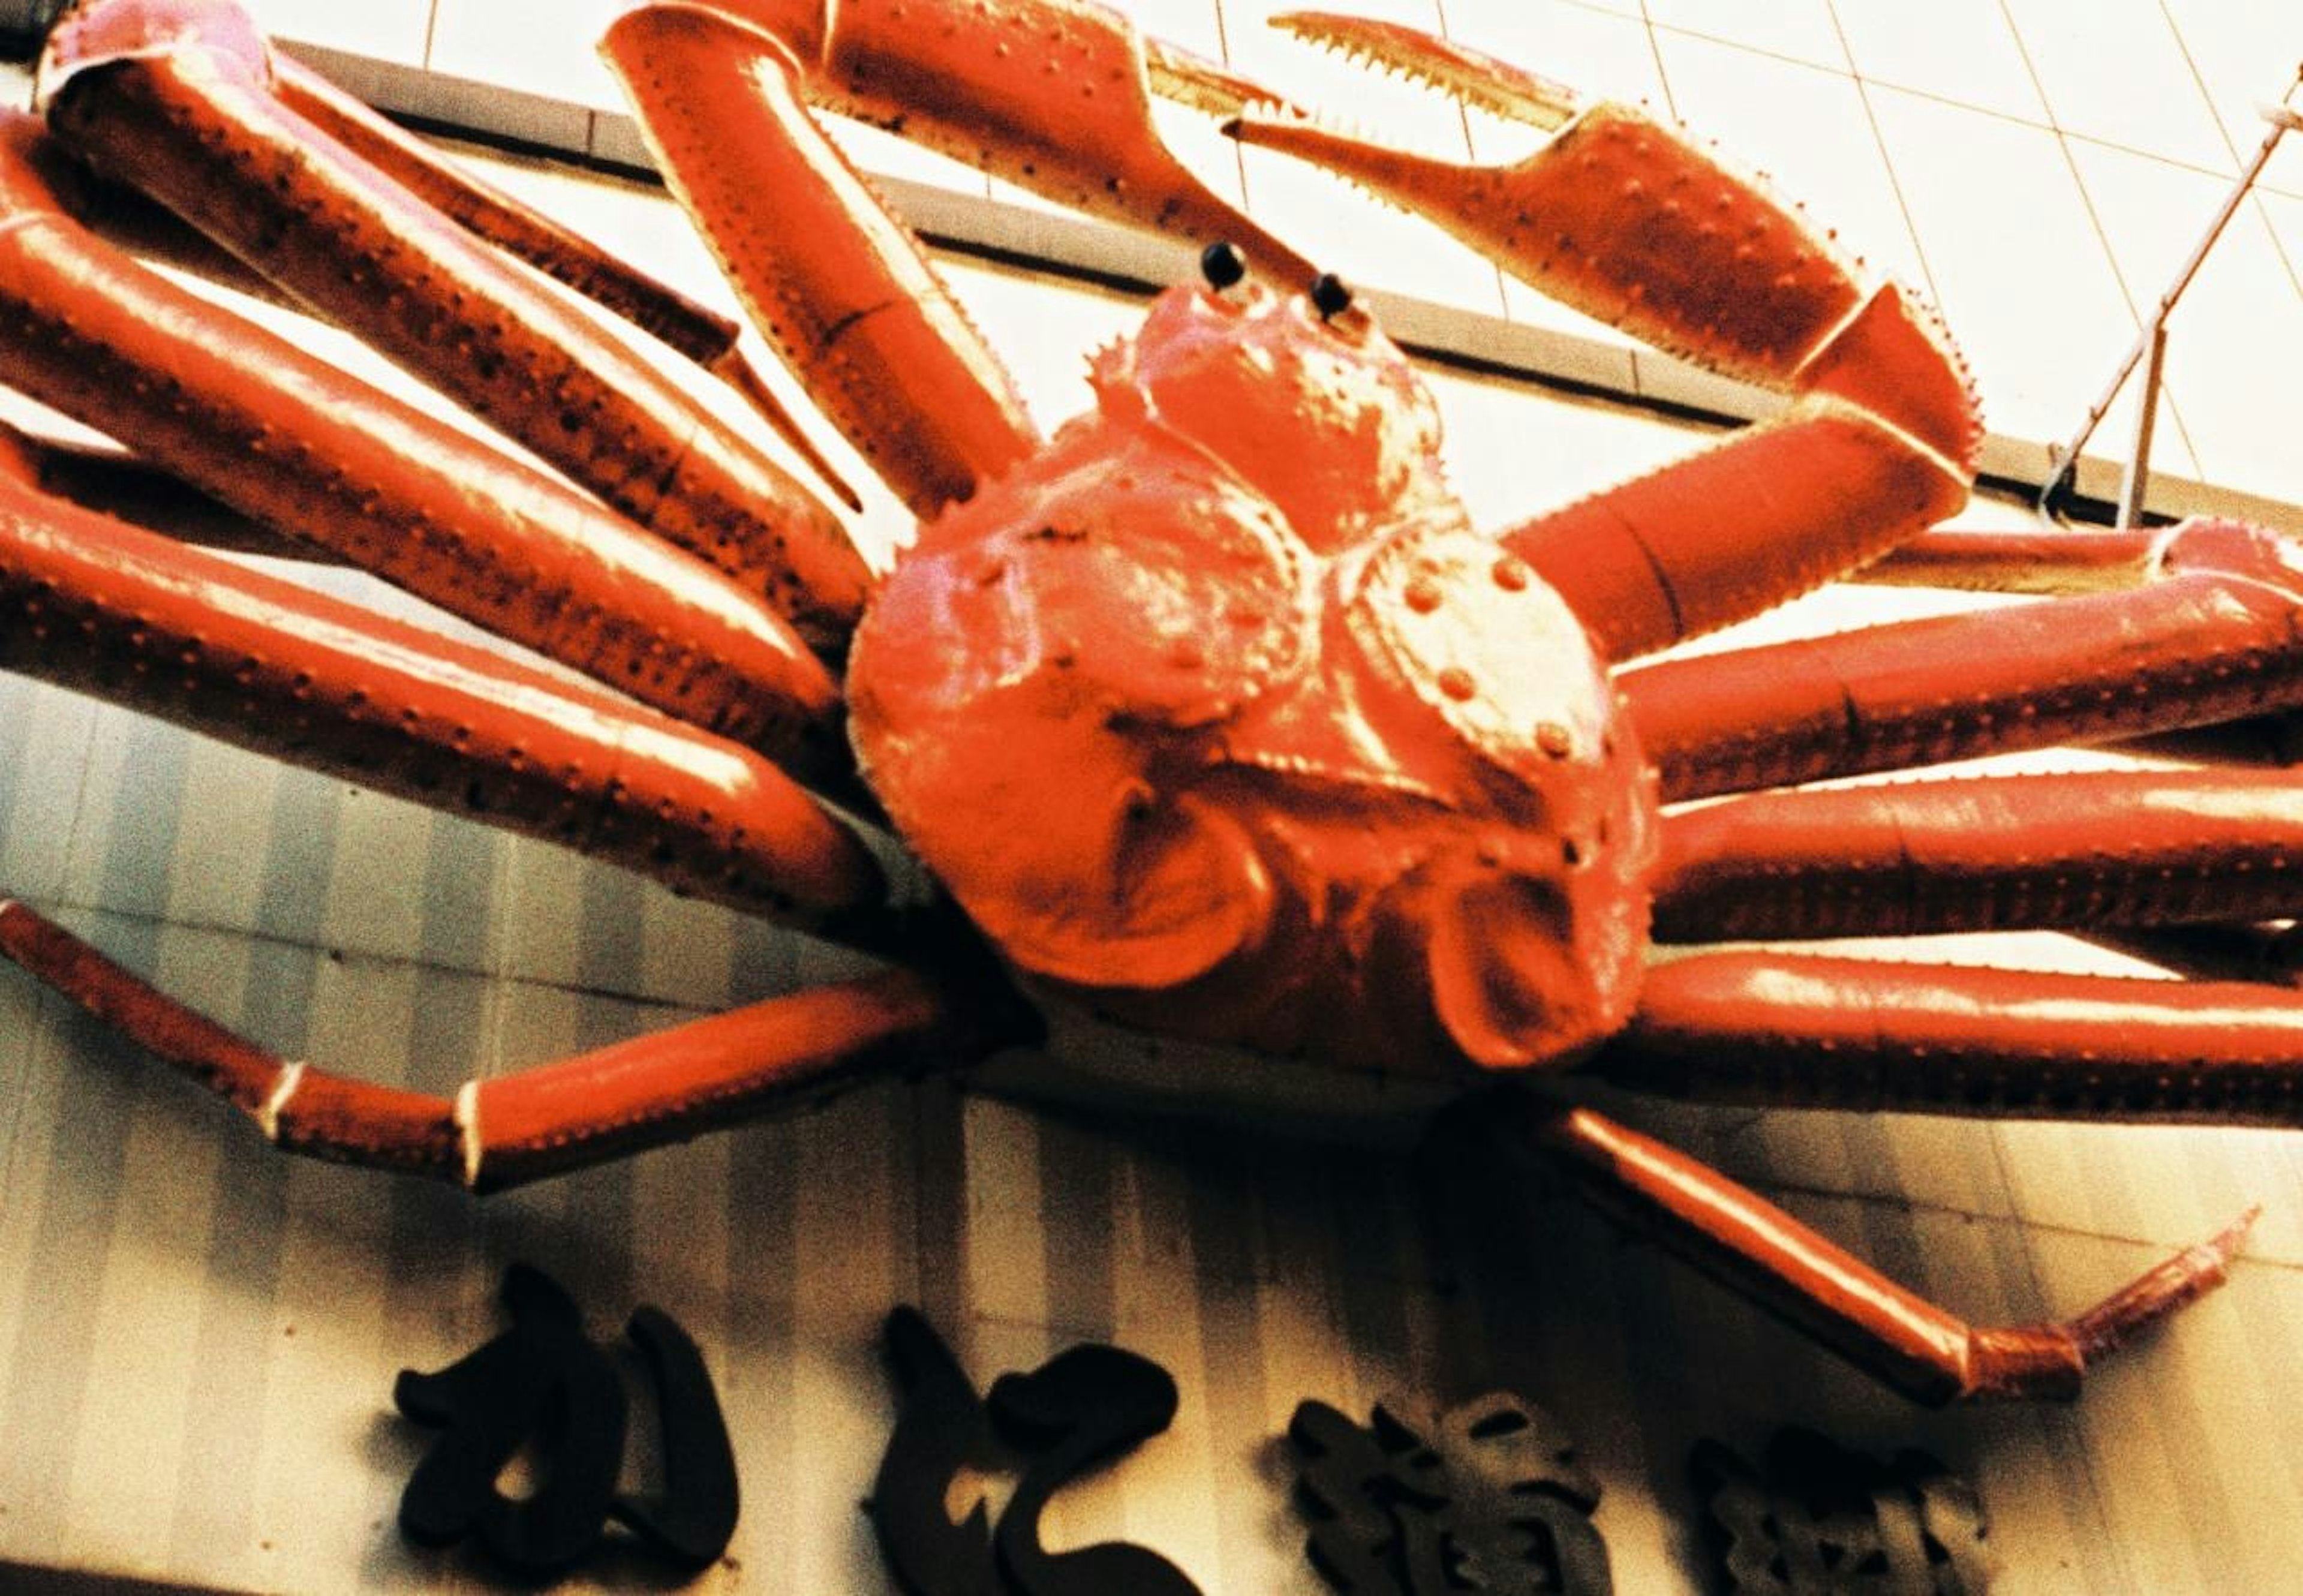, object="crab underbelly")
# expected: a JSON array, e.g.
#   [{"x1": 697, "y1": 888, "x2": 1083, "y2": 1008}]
[{"x1": 847, "y1": 425, "x2": 1661, "y2": 1076}]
